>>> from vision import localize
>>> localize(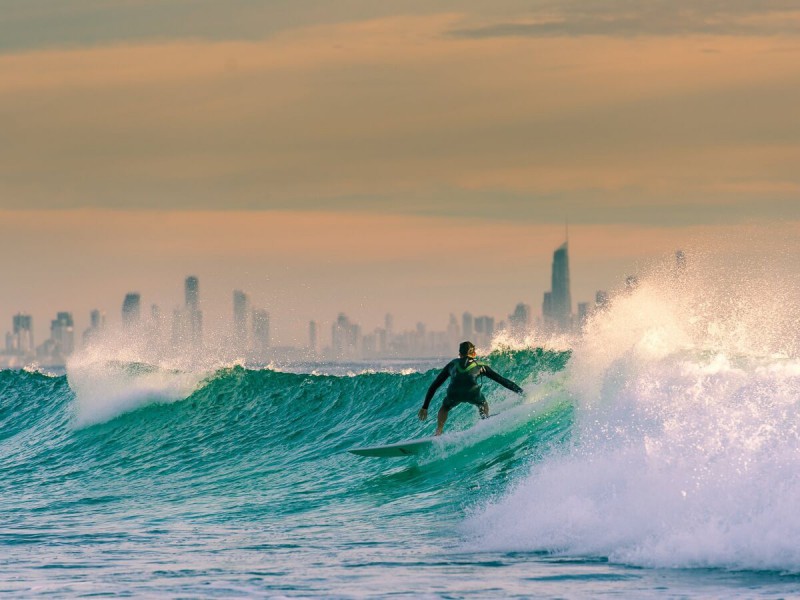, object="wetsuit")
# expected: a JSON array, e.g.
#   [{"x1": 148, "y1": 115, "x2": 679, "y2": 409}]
[{"x1": 422, "y1": 357, "x2": 523, "y2": 414}]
